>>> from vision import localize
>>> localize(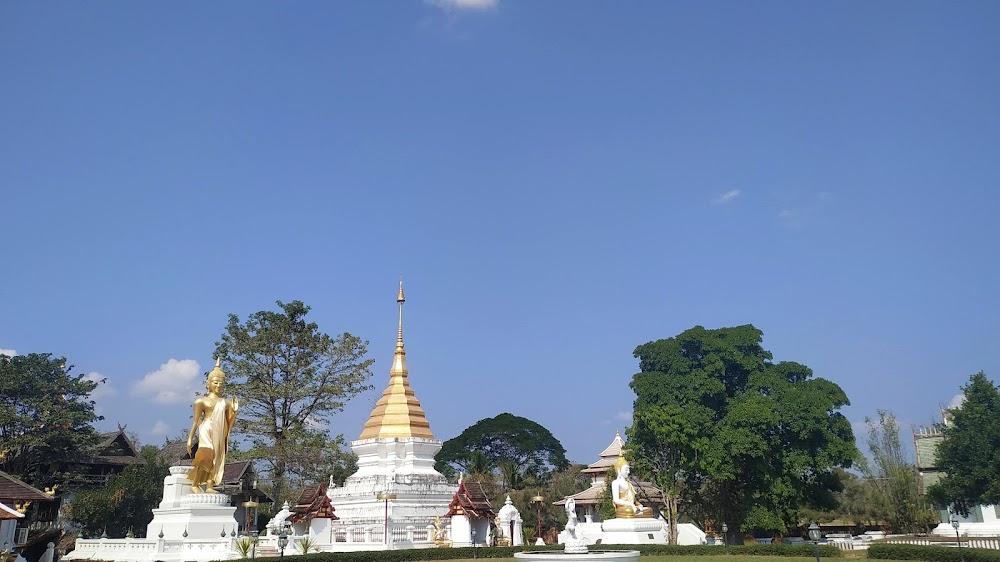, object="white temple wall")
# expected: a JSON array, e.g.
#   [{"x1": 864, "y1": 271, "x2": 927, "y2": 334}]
[{"x1": 450, "y1": 515, "x2": 471, "y2": 547}]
